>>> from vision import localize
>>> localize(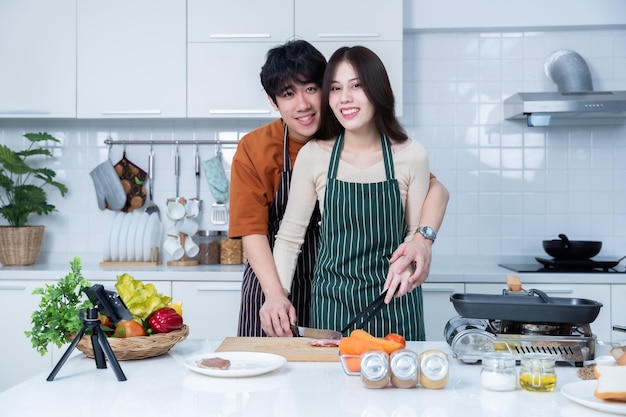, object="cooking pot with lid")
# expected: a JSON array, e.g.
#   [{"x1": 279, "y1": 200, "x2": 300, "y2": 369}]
[{"x1": 542, "y1": 233, "x2": 601, "y2": 259}]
